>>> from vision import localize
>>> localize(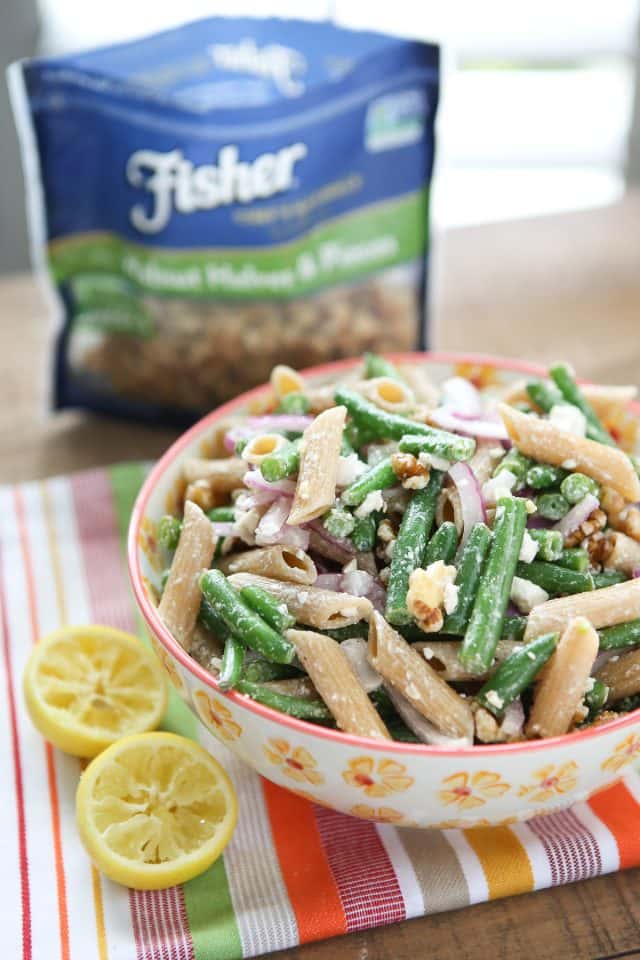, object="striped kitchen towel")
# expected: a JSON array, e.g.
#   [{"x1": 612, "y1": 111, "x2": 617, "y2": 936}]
[{"x1": 2, "y1": 463, "x2": 639, "y2": 960}]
